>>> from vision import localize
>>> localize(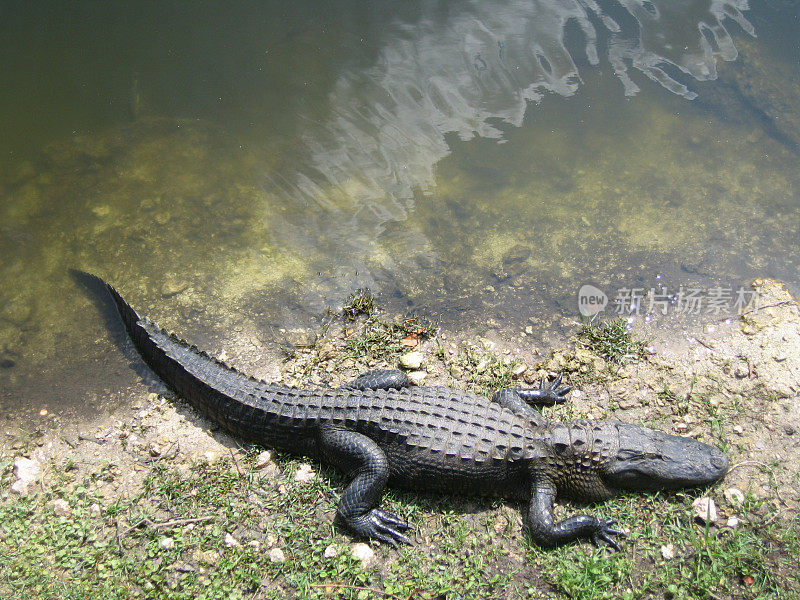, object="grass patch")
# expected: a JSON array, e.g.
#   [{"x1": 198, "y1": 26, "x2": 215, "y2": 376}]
[
  {"x1": 2, "y1": 450, "x2": 798, "y2": 599},
  {"x1": 436, "y1": 340, "x2": 524, "y2": 396},
  {"x1": 576, "y1": 317, "x2": 650, "y2": 368},
  {"x1": 340, "y1": 287, "x2": 437, "y2": 362},
  {"x1": 342, "y1": 289, "x2": 377, "y2": 321},
  {"x1": 342, "y1": 314, "x2": 436, "y2": 362},
  {"x1": 528, "y1": 492, "x2": 798, "y2": 600}
]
